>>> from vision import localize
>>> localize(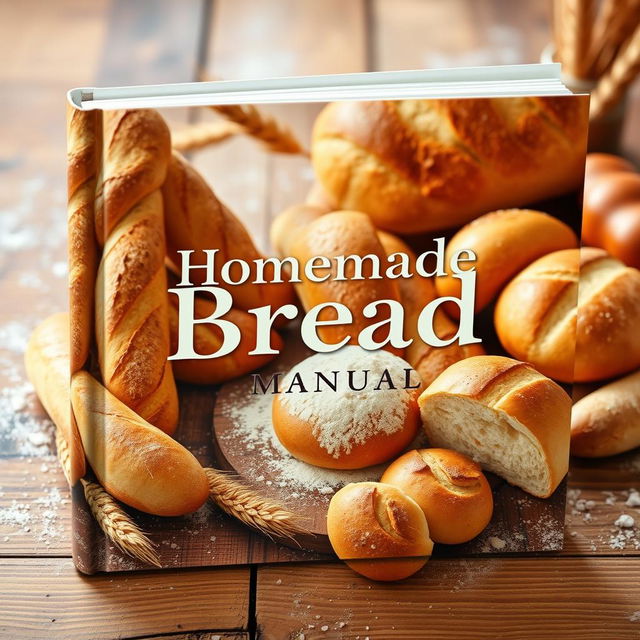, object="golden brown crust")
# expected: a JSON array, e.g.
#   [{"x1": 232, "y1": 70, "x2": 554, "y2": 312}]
[
  {"x1": 71, "y1": 371, "x2": 209, "y2": 516},
  {"x1": 311, "y1": 97, "x2": 589, "y2": 234},
  {"x1": 435, "y1": 209, "x2": 578, "y2": 315},
  {"x1": 381, "y1": 448, "x2": 493, "y2": 544},
  {"x1": 571, "y1": 369, "x2": 640, "y2": 457},
  {"x1": 327, "y1": 482, "x2": 433, "y2": 581},
  {"x1": 25, "y1": 313, "x2": 86, "y2": 484},
  {"x1": 67, "y1": 106, "x2": 101, "y2": 372}
]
